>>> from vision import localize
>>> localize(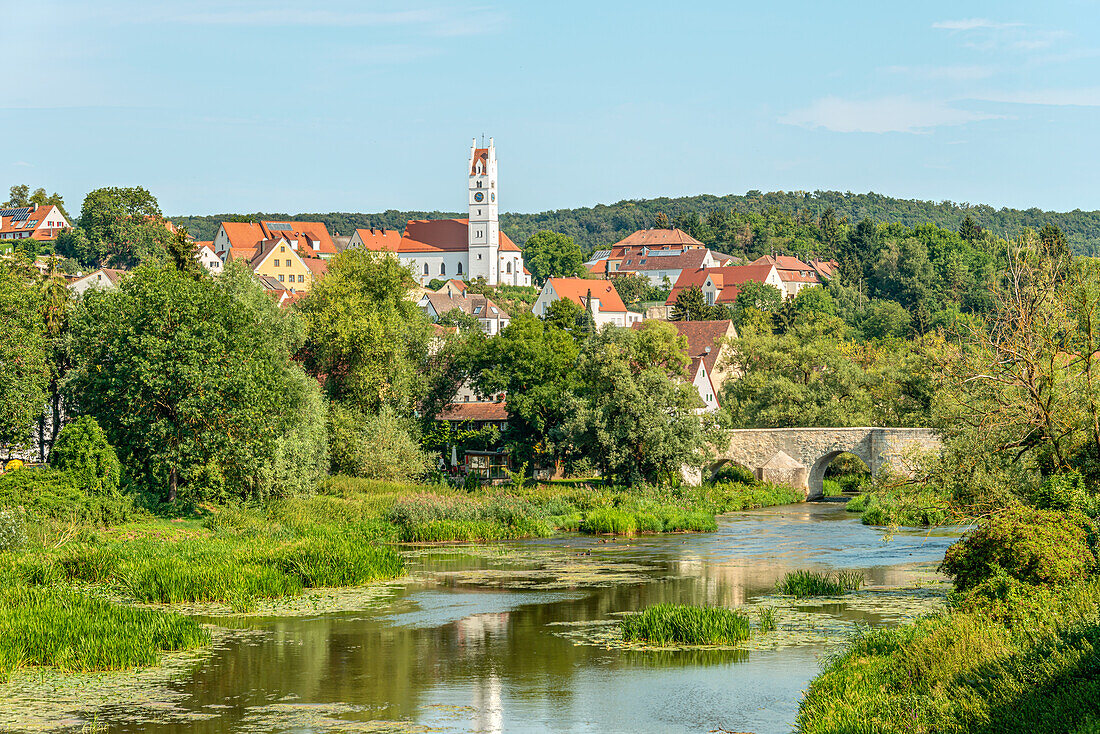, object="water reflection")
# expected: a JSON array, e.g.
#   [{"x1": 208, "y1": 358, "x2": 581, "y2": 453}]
[{"x1": 102, "y1": 503, "x2": 958, "y2": 734}]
